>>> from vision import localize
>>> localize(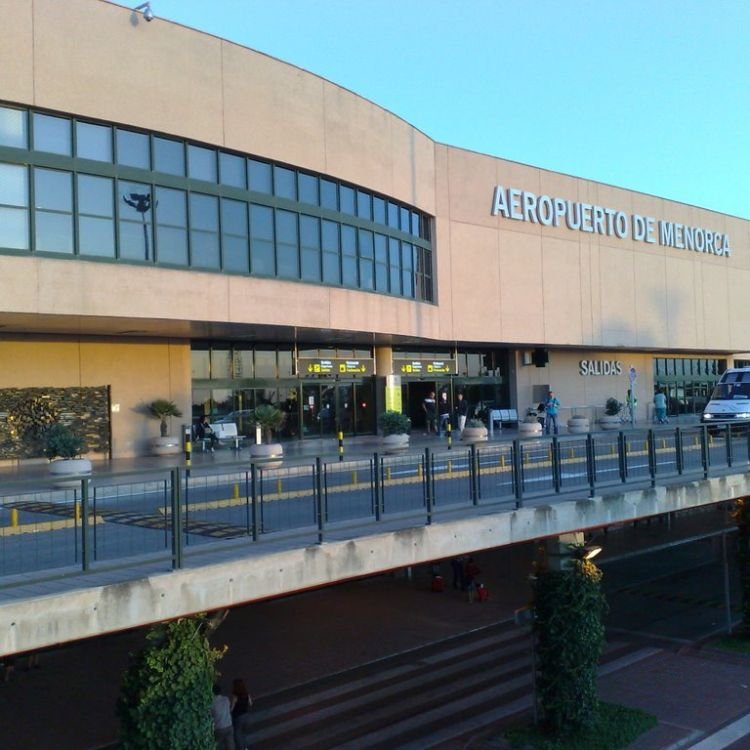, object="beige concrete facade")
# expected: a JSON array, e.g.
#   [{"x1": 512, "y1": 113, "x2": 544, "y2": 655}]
[{"x1": 0, "y1": 0, "x2": 748, "y2": 455}]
